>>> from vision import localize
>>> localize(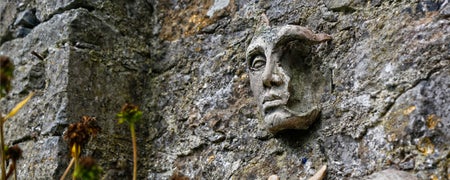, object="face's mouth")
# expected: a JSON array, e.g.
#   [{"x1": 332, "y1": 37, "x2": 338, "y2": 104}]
[{"x1": 262, "y1": 94, "x2": 285, "y2": 114}]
